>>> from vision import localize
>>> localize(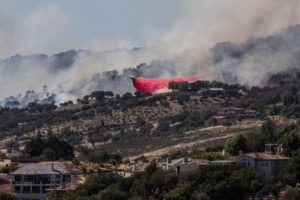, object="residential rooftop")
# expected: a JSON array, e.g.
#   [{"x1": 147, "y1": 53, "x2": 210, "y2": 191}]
[
  {"x1": 11, "y1": 163, "x2": 69, "y2": 175},
  {"x1": 243, "y1": 153, "x2": 290, "y2": 161}
]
